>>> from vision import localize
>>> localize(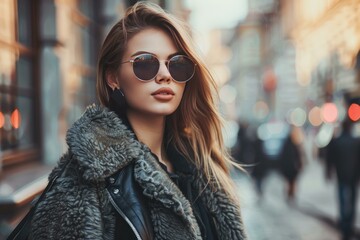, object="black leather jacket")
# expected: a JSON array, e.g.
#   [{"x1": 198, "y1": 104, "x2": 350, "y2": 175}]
[{"x1": 106, "y1": 163, "x2": 154, "y2": 240}]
